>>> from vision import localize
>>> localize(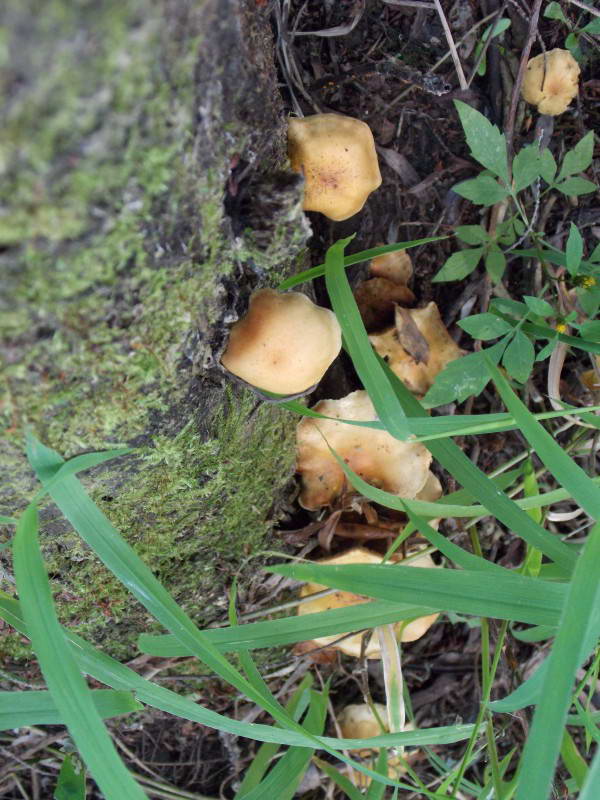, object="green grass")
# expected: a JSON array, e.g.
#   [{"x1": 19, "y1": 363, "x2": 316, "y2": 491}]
[{"x1": 1, "y1": 236, "x2": 599, "y2": 797}]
